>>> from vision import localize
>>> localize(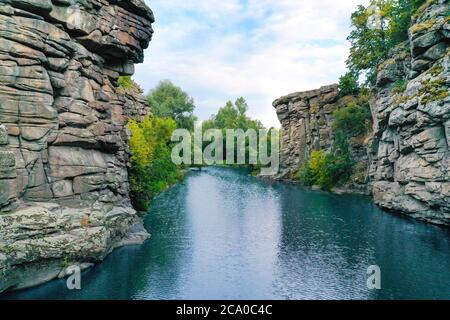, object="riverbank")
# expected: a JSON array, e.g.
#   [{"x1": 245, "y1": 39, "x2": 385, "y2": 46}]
[{"x1": 3, "y1": 167, "x2": 450, "y2": 300}]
